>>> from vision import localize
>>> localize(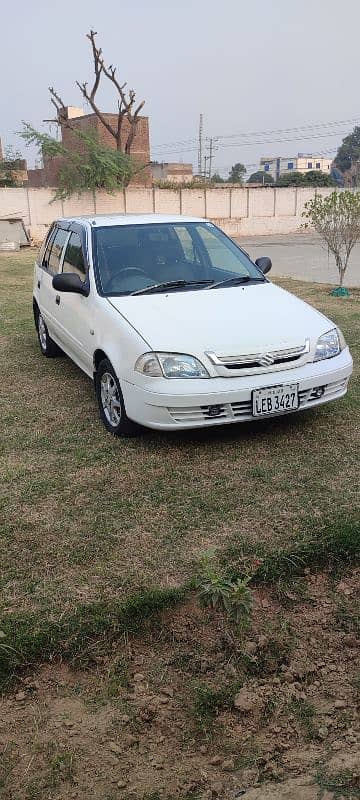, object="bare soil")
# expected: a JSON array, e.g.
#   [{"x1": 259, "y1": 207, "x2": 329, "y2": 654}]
[{"x1": 1, "y1": 570, "x2": 358, "y2": 800}]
